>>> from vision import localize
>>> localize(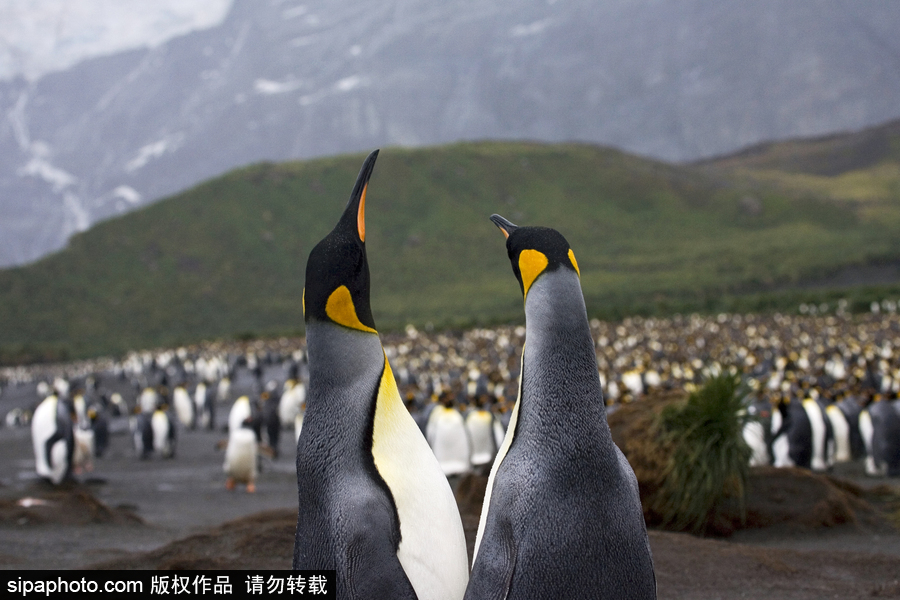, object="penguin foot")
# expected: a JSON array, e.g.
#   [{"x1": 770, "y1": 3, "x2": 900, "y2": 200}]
[
  {"x1": 225, "y1": 477, "x2": 236, "y2": 490},
  {"x1": 246, "y1": 482, "x2": 256, "y2": 493}
]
